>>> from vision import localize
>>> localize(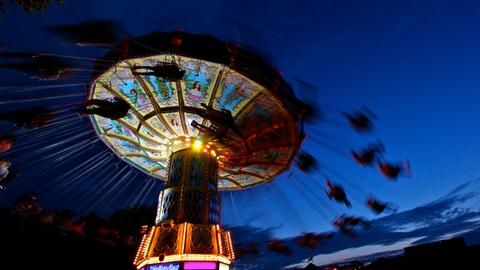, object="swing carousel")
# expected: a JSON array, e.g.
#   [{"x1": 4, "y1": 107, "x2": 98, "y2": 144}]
[{"x1": 88, "y1": 32, "x2": 305, "y2": 270}]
